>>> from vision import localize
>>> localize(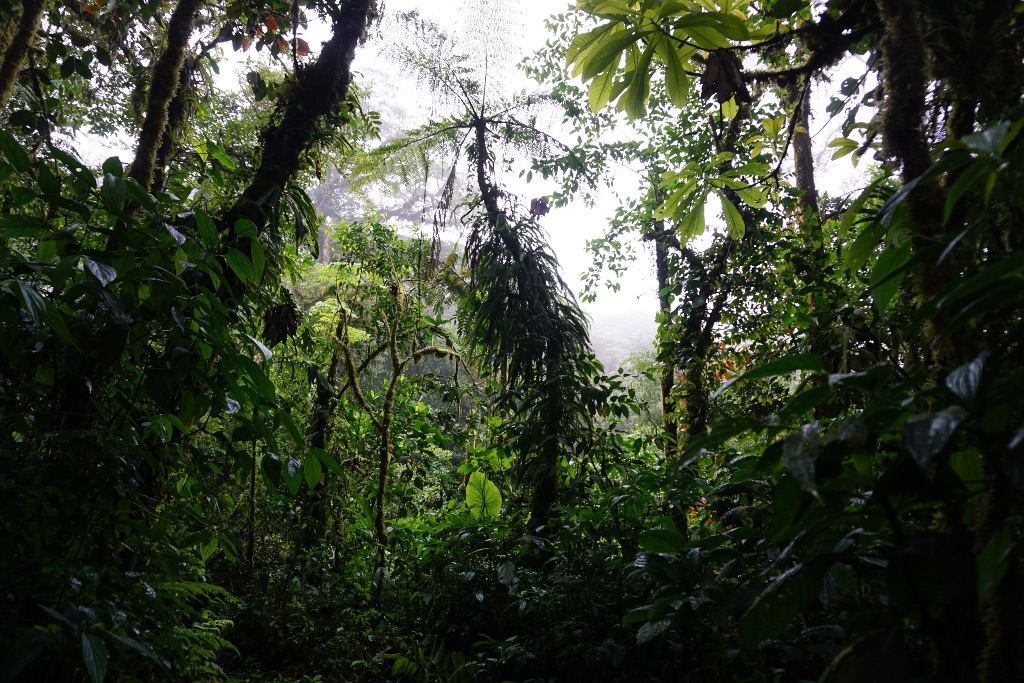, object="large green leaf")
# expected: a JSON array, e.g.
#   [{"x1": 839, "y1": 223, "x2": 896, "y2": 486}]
[
  {"x1": 588, "y1": 61, "x2": 619, "y2": 112},
  {"x1": 654, "y1": 35, "x2": 689, "y2": 108},
  {"x1": 741, "y1": 562, "x2": 827, "y2": 647},
  {"x1": 81, "y1": 633, "x2": 109, "y2": 683},
  {"x1": 869, "y1": 241, "x2": 911, "y2": 314},
  {"x1": 0, "y1": 130, "x2": 30, "y2": 173},
  {"x1": 674, "y1": 11, "x2": 749, "y2": 41},
  {"x1": 575, "y1": 27, "x2": 638, "y2": 81},
  {"x1": 304, "y1": 449, "x2": 323, "y2": 490},
  {"x1": 720, "y1": 194, "x2": 745, "y2": 239},
  {"x1": 712, "y1": 354, "x2": 825, "y2": 398},
  {"x1": 639, "y1": 528, "x2": 688, "y2": 554},
  {"x1": 623, "y1": 39, "x2": 656, "y2": 119},
  {"x1": 466, "y1": 471, "x2": 502, "y2": 520},
  {"x1": 225, "y1": 248, "x2": 257, "y2": 284},
  {"x1": 902, "y1": 407, "x2": 968, "y2": 478},
  {"x1": 678, "y1": 197, "x2": 705, "y2": 242},
  {"x1": 101, "y1": 173, "x2": 126, "y2": 213}
]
